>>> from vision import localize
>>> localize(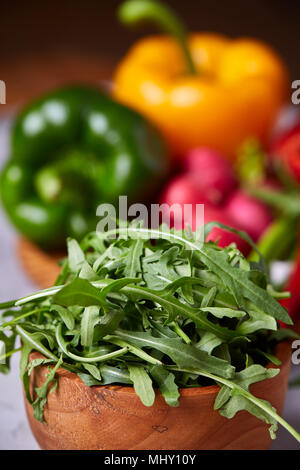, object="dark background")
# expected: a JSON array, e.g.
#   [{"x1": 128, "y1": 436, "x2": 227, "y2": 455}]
[{"x1": 1, "y1": 0, "x2": 300, "y2": 106}]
